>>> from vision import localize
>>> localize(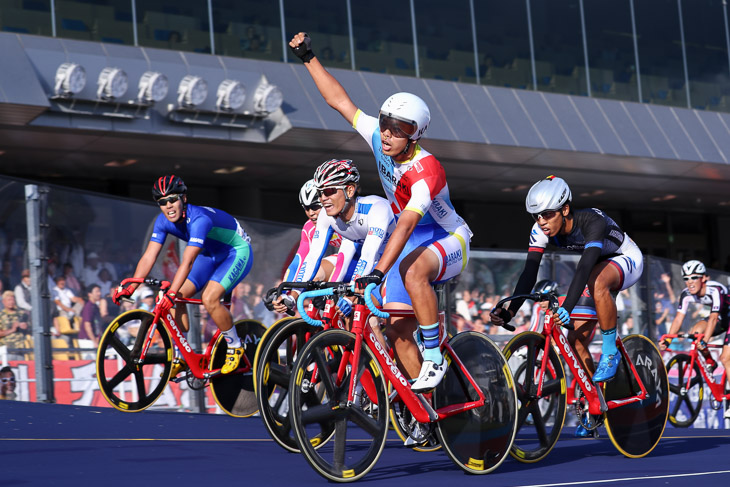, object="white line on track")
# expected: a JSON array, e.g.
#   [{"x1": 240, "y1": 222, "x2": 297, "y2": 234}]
[{"x1": 514, "y1": 470, "x2": 730, "y2": 487}]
